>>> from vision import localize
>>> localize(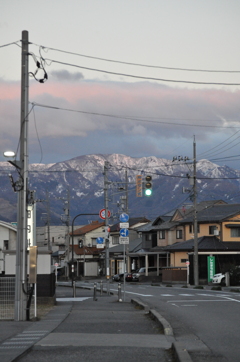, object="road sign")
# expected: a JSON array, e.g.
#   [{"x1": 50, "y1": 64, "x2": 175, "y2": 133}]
[
  {"x1": 120, "y1": 222, "x2": 129, "y2": 228},
  {"x1": 119, "y1": 237, "x2": 129, "y2": 244},
  {"x1": 54, "y1": 263, "x2": 59, "y2": 267},
  {"x1": 99, "y1": 208, "x2": 111, "y2": 220},
  {"x1": 119, "y1": 213, "x2": 129, "y2": 223},
  {"x1": 120, "y1": 228, "x2": 129, "y2": 237},
  {"x1": 96, "y1": 237, "x2": 104, "y2": 244},
  {"x1": 186, "y1": 261, "x2": 190, "y2": 266}
]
